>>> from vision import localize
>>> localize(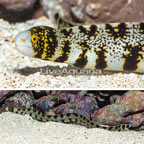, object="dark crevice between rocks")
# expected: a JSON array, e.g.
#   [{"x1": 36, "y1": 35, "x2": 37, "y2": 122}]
[
  {"x1": 0, "y1": 91, "x2": 19, "y2": 107},
  {"x1": 86, "y1": 90, "x2": 127, "y2": 108},
  {"x1": 32, "y1": 91, "x2": 47, "y2": 99},
  {"x1": 123, "y1": 109, "x2": 144, "y2": 117}
]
